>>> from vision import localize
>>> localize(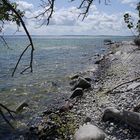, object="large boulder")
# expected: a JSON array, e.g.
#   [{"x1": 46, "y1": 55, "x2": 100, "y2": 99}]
[
  {"x1": 102, "y1": 107, "x2": 121, "y2": 121},
  {"x1": 102, "y1": 107, "x2": 140, "y2": 130},
  {"x1": 70, "y1": 88, "x2": 83, "y2": 99},
  {"x1": 74, "y1": 124, "x2": 105, "y2": 140},
  {"x1": 72, "y1": 77, "x2": 91, "y2": 90}
]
